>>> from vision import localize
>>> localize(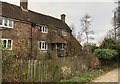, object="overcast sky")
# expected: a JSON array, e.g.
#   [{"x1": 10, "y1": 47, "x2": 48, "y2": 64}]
[{"x1": 1, "y1": 0, "x2": 116, "y2": 45}]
